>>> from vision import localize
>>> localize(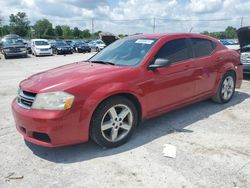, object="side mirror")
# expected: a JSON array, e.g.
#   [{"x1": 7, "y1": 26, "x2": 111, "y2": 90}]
[{"x1": 148, "y1": 58, "x2": 171, "y2": 70}]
